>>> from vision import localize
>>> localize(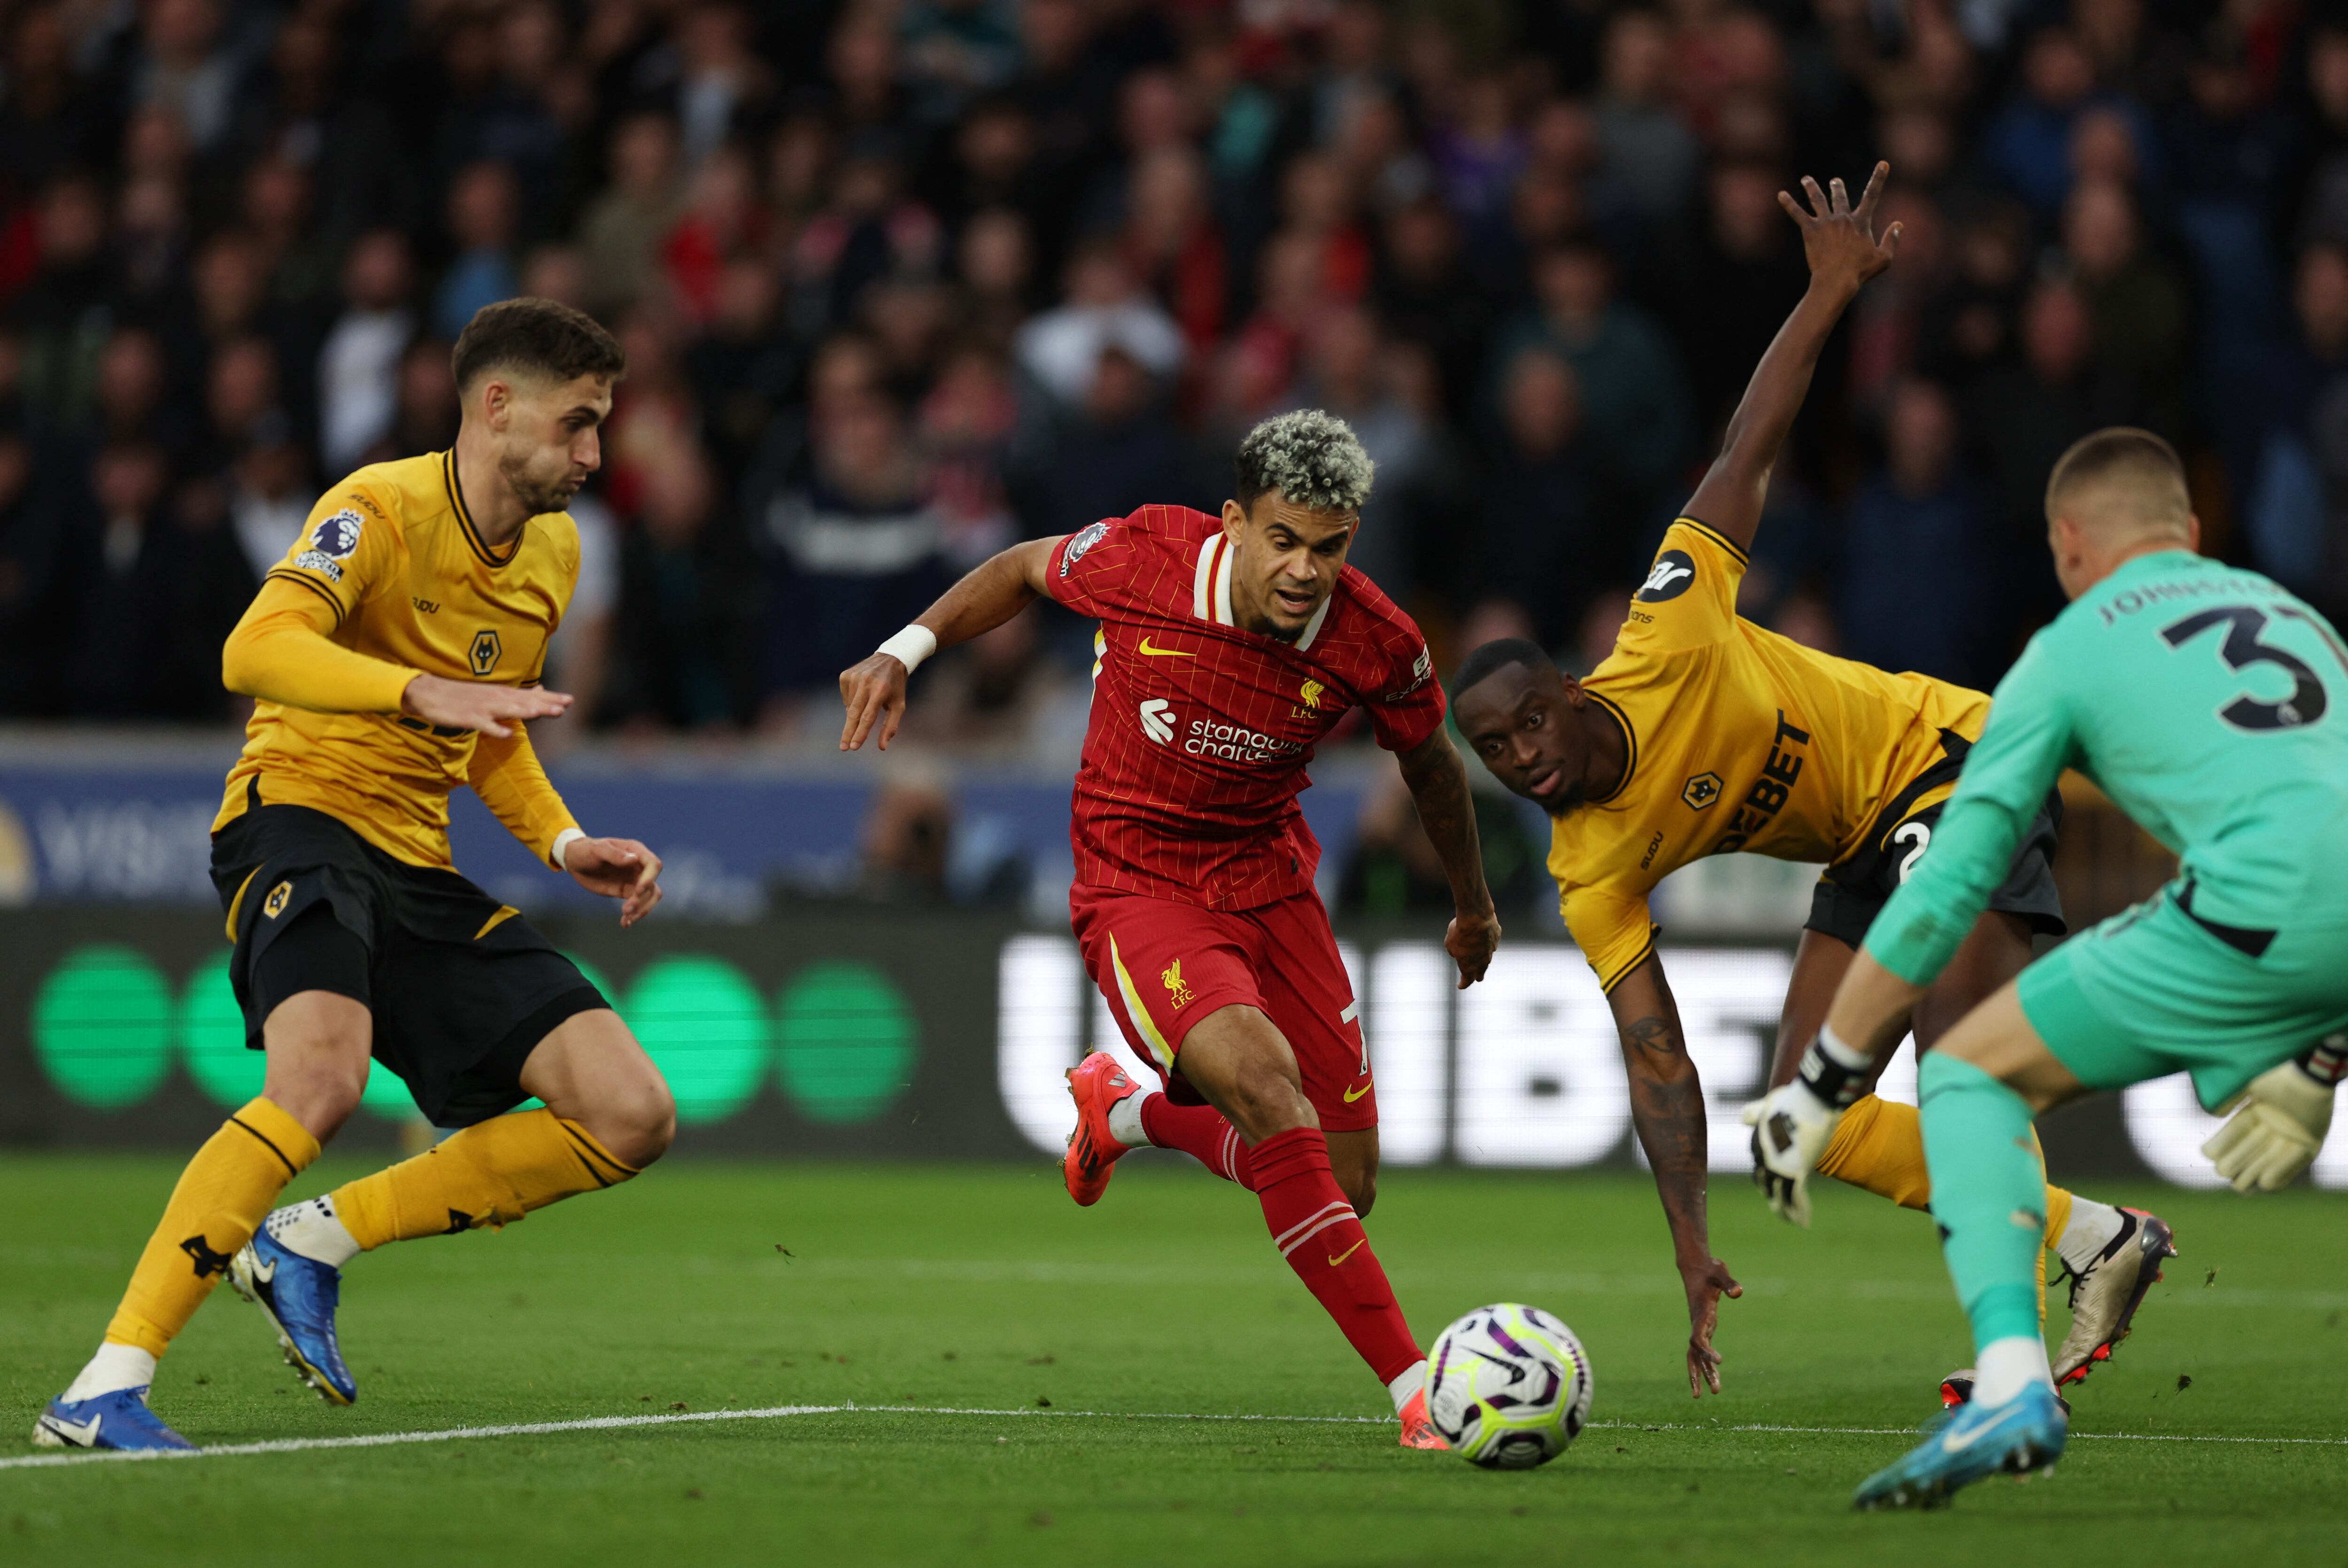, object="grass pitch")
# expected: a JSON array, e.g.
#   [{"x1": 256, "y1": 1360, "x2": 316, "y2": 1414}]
[{"x1": 3, "y1": 1155, "x2": 2342, "y2": 1567}]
